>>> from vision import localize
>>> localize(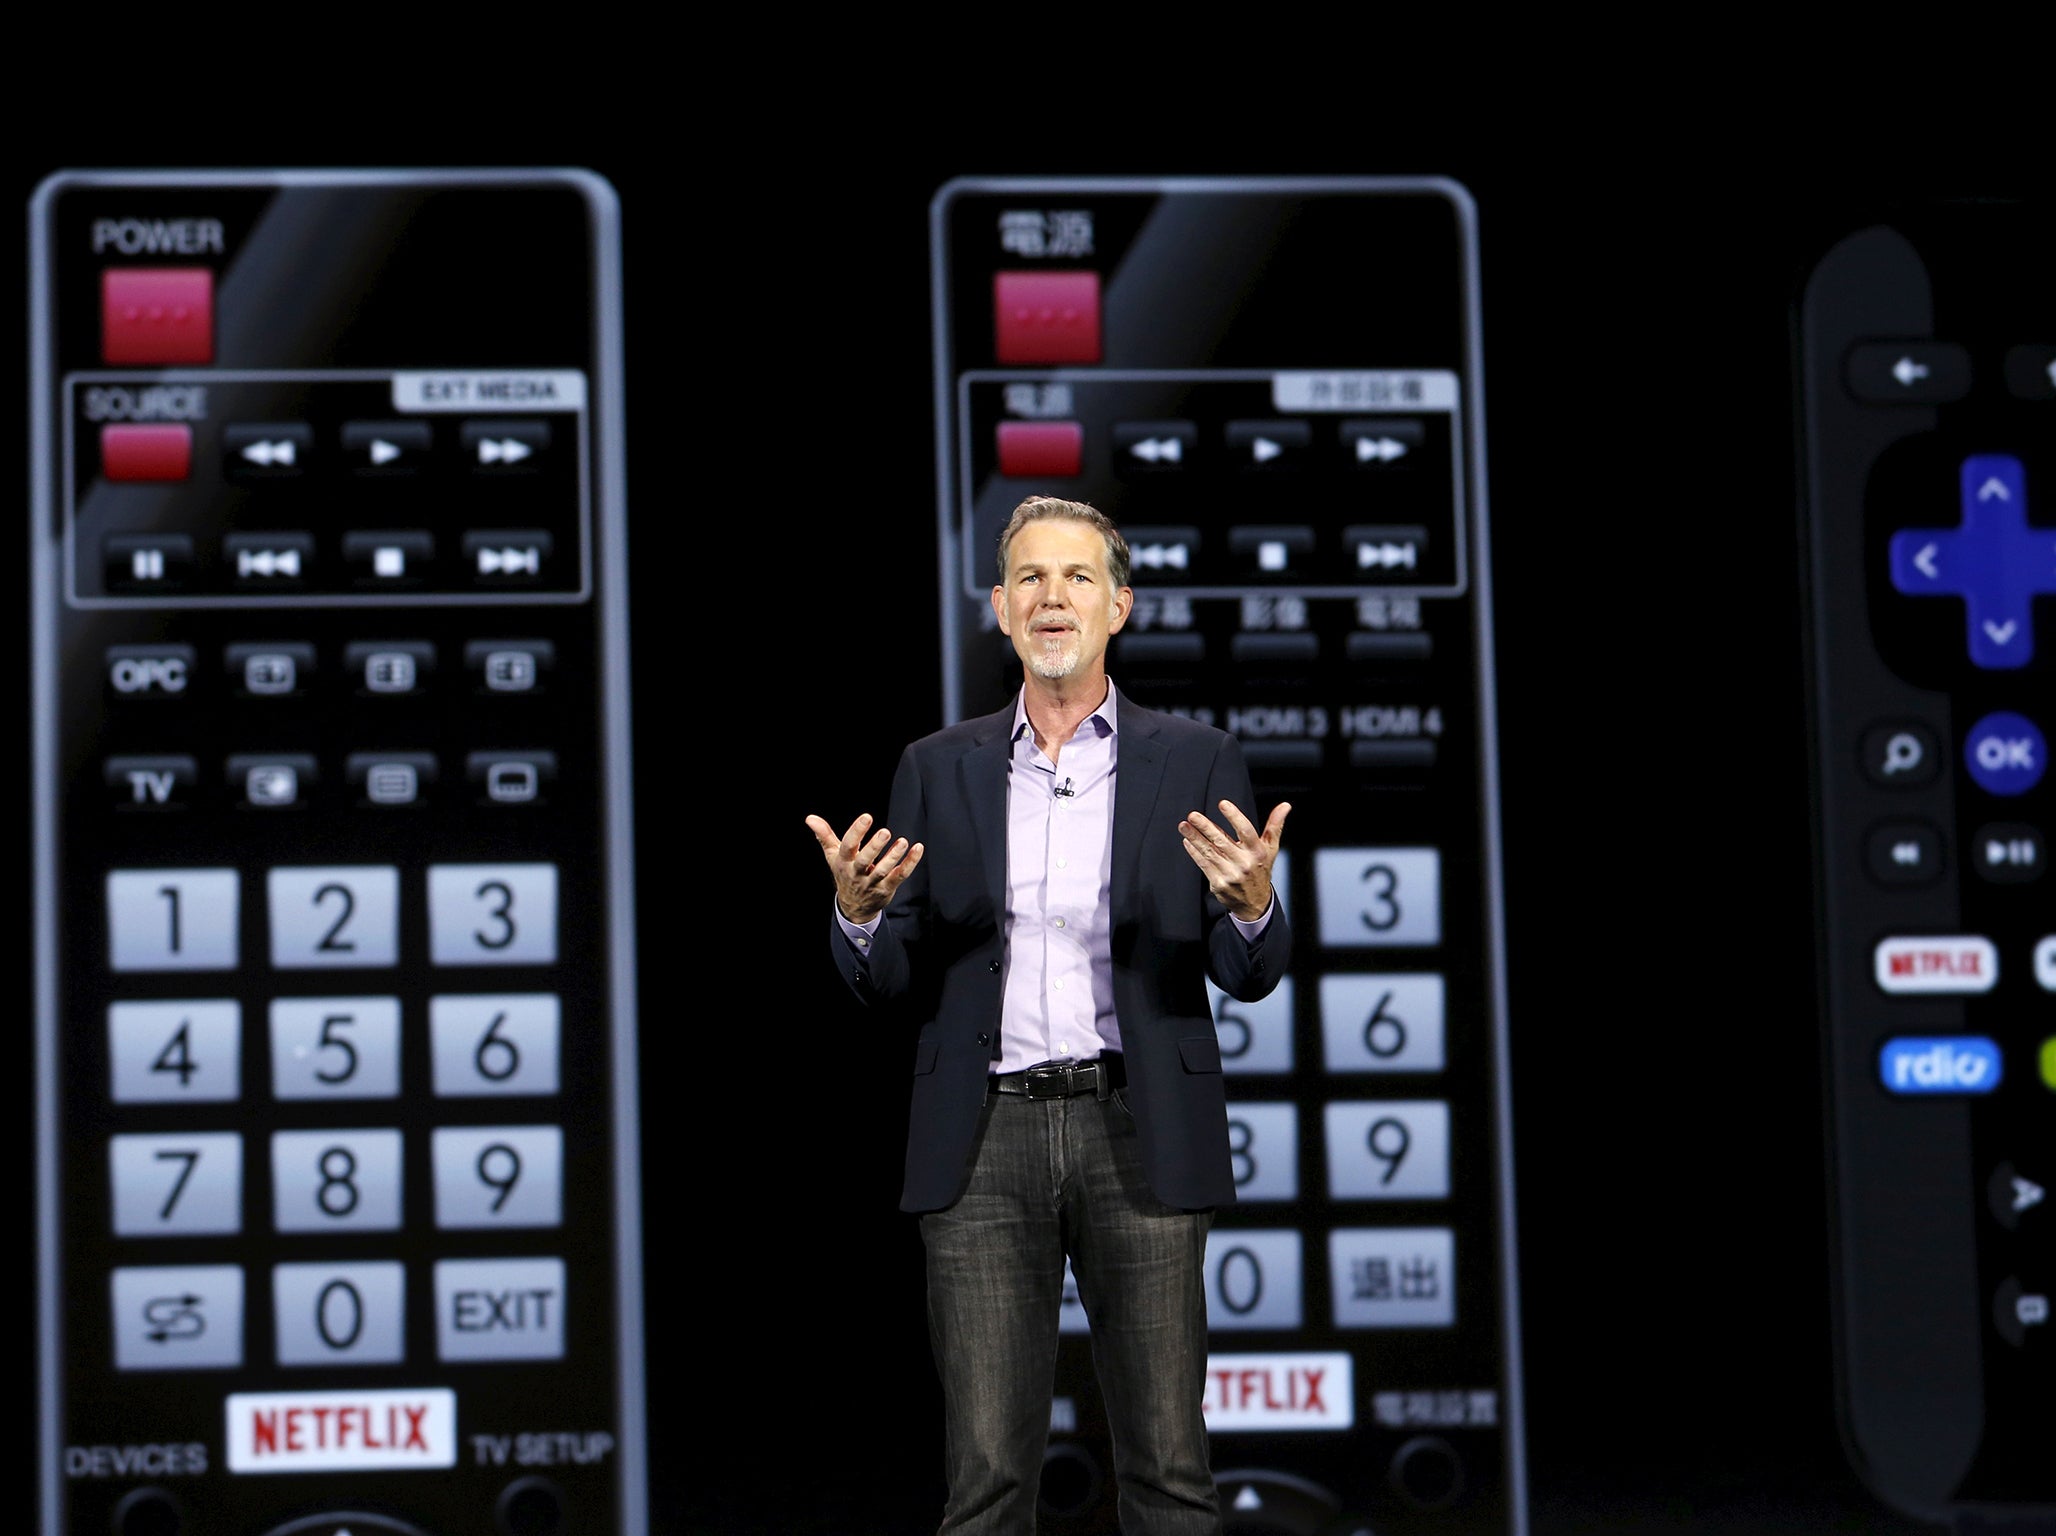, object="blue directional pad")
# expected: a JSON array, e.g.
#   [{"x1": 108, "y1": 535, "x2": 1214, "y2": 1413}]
[{"x1": 1889, "y1": 455, "x2": 2056, "y2": 669}]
